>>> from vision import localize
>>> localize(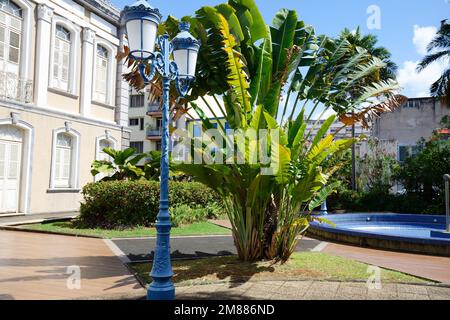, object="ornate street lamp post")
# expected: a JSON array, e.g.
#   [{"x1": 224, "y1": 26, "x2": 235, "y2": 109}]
[{"x1": 121, "y1": 0, "x2": 200, "y2": 300}]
